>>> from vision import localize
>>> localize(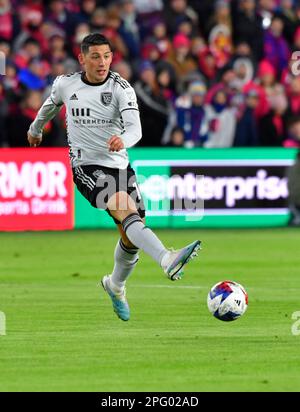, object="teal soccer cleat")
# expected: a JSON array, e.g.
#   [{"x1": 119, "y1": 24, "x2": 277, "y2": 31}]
[
  {"x1": 162, "y1": 240, "x2": 201, "y2": 281},
  {"x1": 101, "y1": 275, "x2": 130, "y2": 321}
]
